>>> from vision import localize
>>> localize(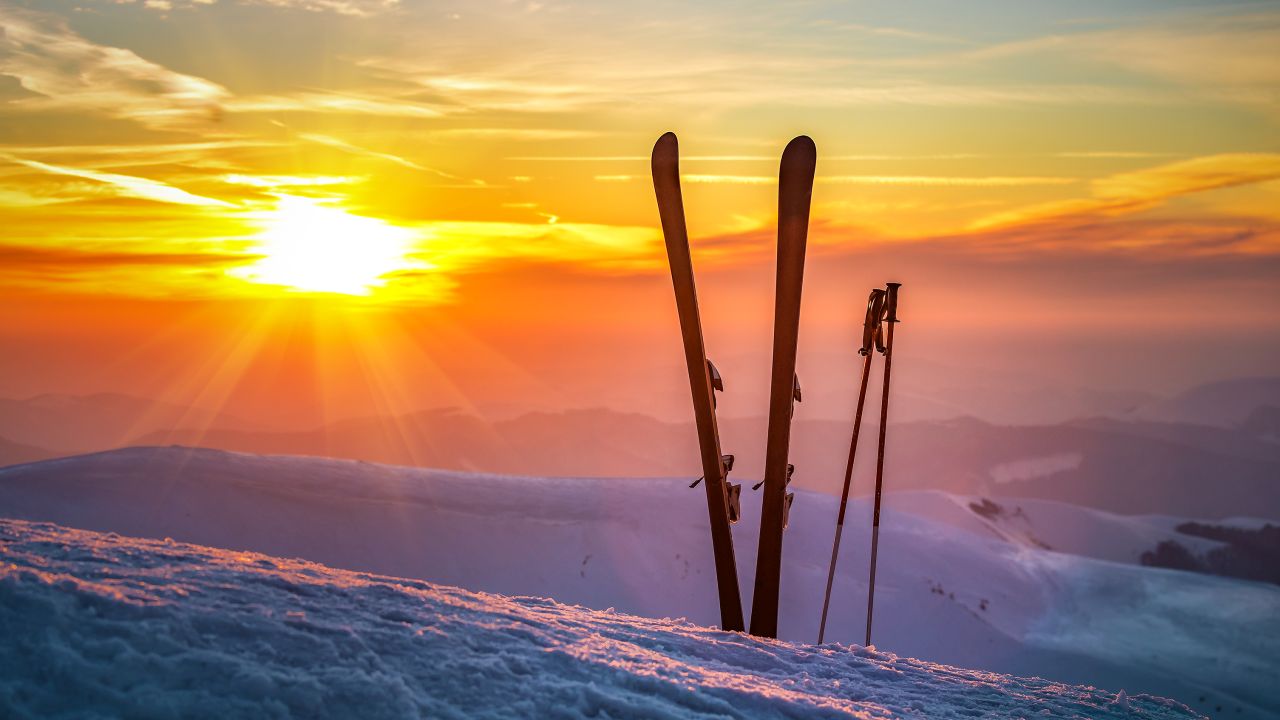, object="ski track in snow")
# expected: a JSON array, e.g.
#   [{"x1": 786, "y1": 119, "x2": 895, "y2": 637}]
[{"x1": 0, "y1": 518, "x2": 1199, "y2": 720}]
